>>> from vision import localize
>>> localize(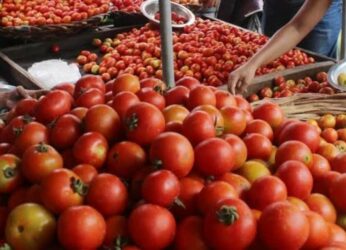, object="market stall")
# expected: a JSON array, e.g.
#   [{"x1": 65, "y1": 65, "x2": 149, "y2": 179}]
[{"x1": 1, "y1": 0, "x2": 346, "y2": 249}]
